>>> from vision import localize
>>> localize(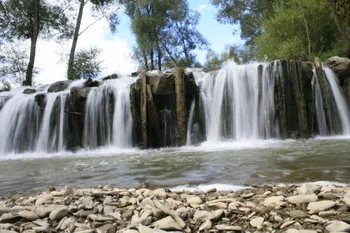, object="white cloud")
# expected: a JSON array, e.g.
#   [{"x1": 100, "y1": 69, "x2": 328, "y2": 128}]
[
  {"x1": 35, "y1": 2, "x2": 136, "y2": 85},
  {"x1": 197, "y1": 4, "x2": 211, "y2": 12}
]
